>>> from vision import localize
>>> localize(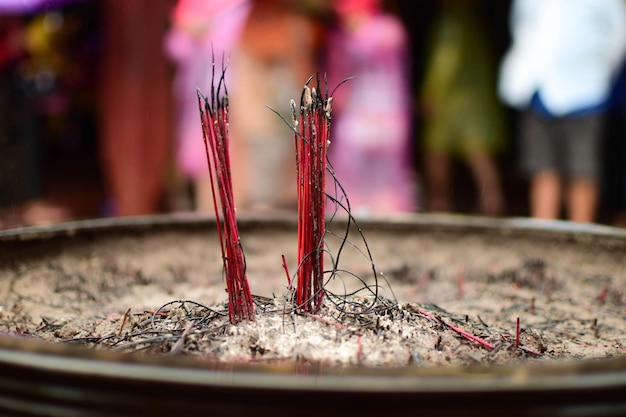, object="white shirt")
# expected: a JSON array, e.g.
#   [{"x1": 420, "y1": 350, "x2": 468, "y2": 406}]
[{"x1": 498, "y1": 0, "x2": 626, "y2": 116}]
